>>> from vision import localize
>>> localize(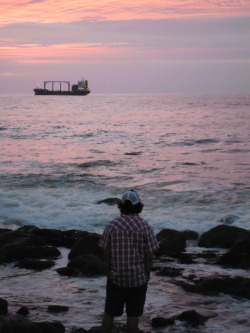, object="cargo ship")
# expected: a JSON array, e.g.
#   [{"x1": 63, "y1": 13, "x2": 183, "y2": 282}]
[{"x1": 33, "y1": 79, "x2": 90, "y2": 95}]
